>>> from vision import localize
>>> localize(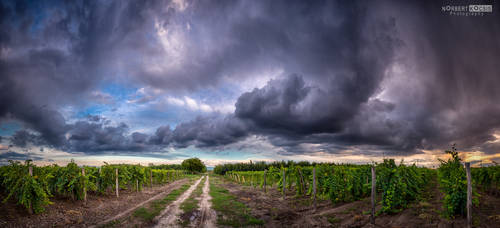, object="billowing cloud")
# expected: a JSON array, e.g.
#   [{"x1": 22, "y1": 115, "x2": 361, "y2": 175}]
[{"x1": 0, "y1": 0, "x2": 499, "y2": 161}]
